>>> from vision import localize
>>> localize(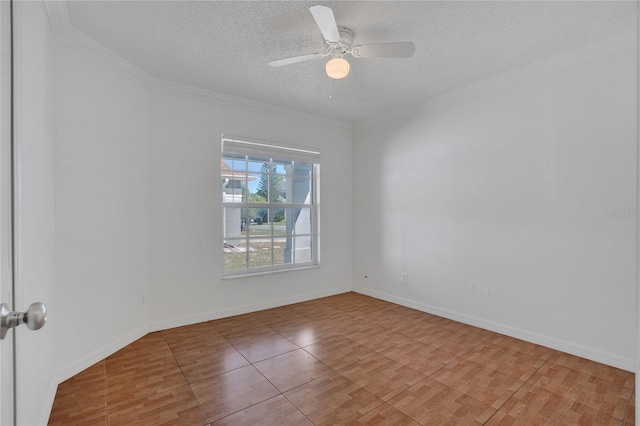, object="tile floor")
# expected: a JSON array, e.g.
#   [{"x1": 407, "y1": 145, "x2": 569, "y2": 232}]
[{"x1": 48, "y1": 292, "x2": 635, "y2": 425}]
